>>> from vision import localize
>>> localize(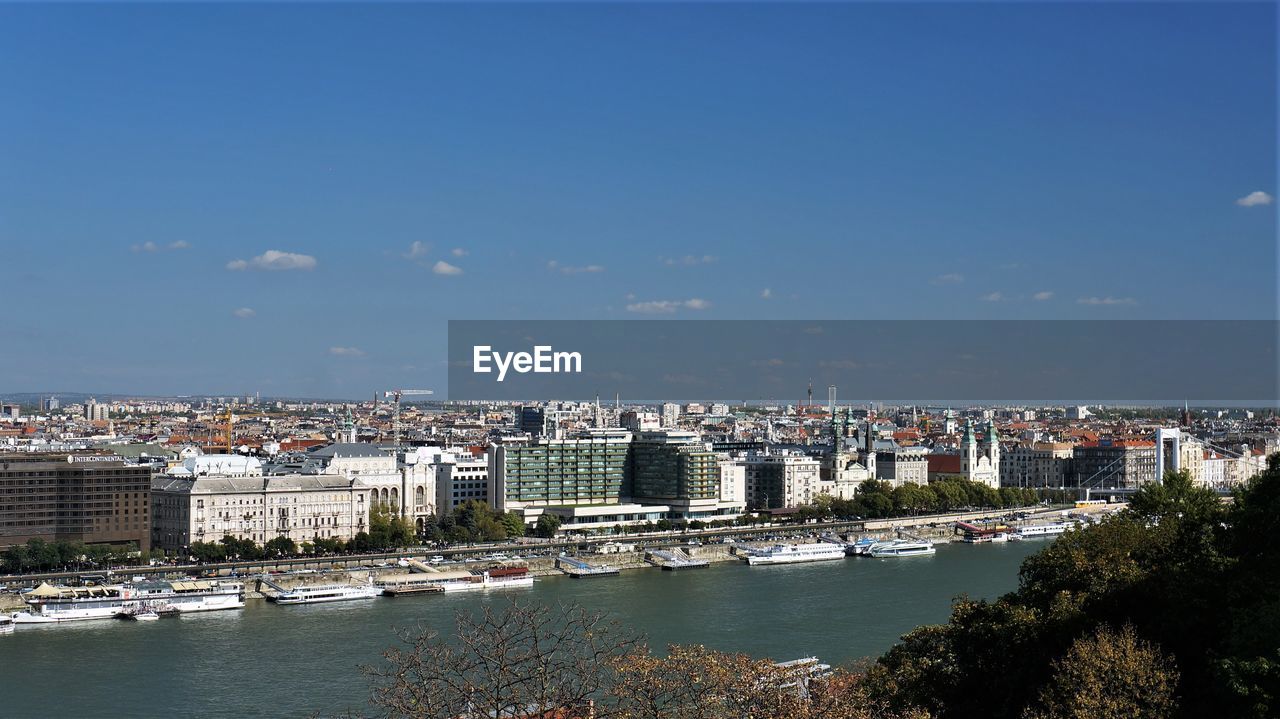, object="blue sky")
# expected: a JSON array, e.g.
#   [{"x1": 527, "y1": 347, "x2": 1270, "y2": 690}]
[{"x1": 1, "y1": 2, "x2": 1275, "y2": 399}]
